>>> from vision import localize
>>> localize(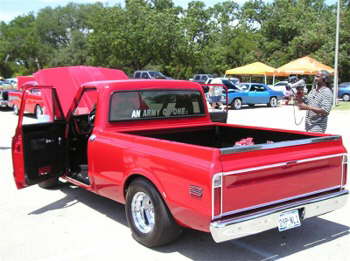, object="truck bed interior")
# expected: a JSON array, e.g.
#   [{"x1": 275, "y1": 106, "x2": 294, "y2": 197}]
[{"x1": 127, "y1": 125, "x2": 314, "y2": 148}]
